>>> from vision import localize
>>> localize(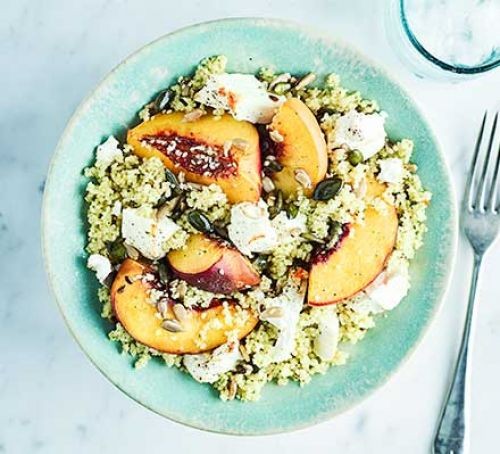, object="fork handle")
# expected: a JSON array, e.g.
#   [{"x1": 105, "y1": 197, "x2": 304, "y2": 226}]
[{"x1": 433, "y1": 254, "x2": 483, "y2": 454}]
